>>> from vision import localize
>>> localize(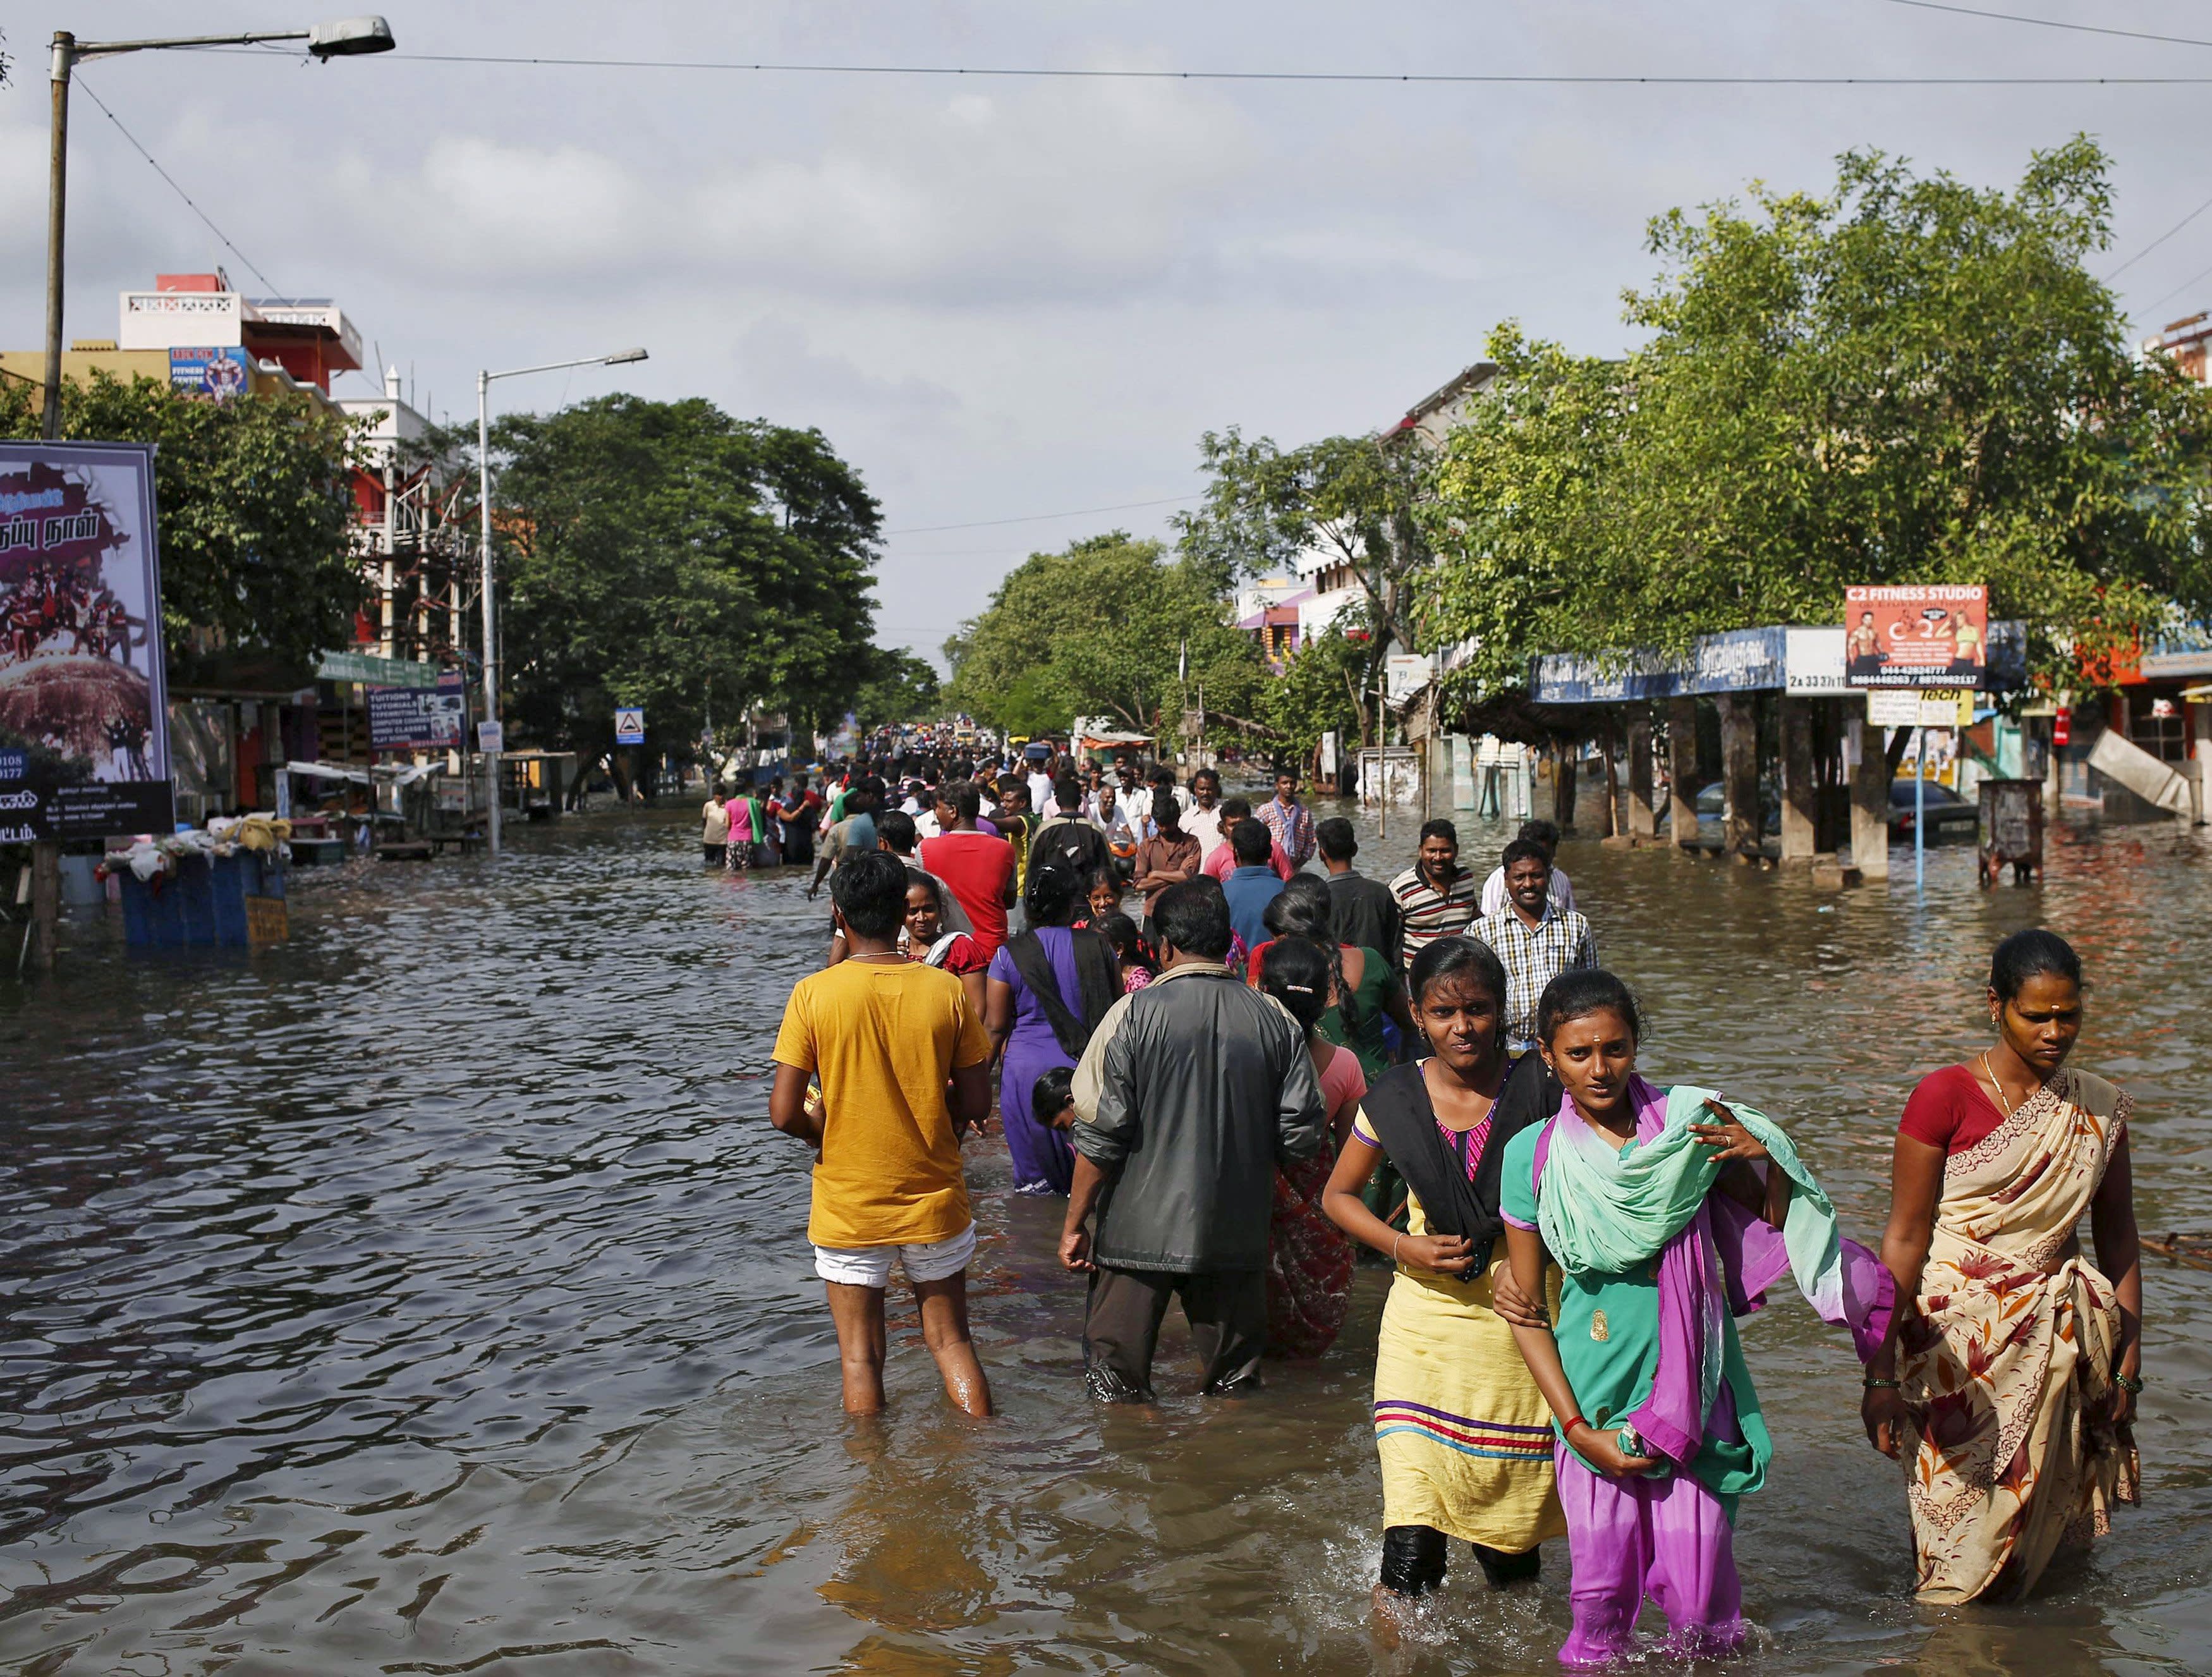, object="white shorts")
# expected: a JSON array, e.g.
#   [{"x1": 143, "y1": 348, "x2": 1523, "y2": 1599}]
[{"x1": 813, "y1": 1223, "x2": 977, "y2": 1288}]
